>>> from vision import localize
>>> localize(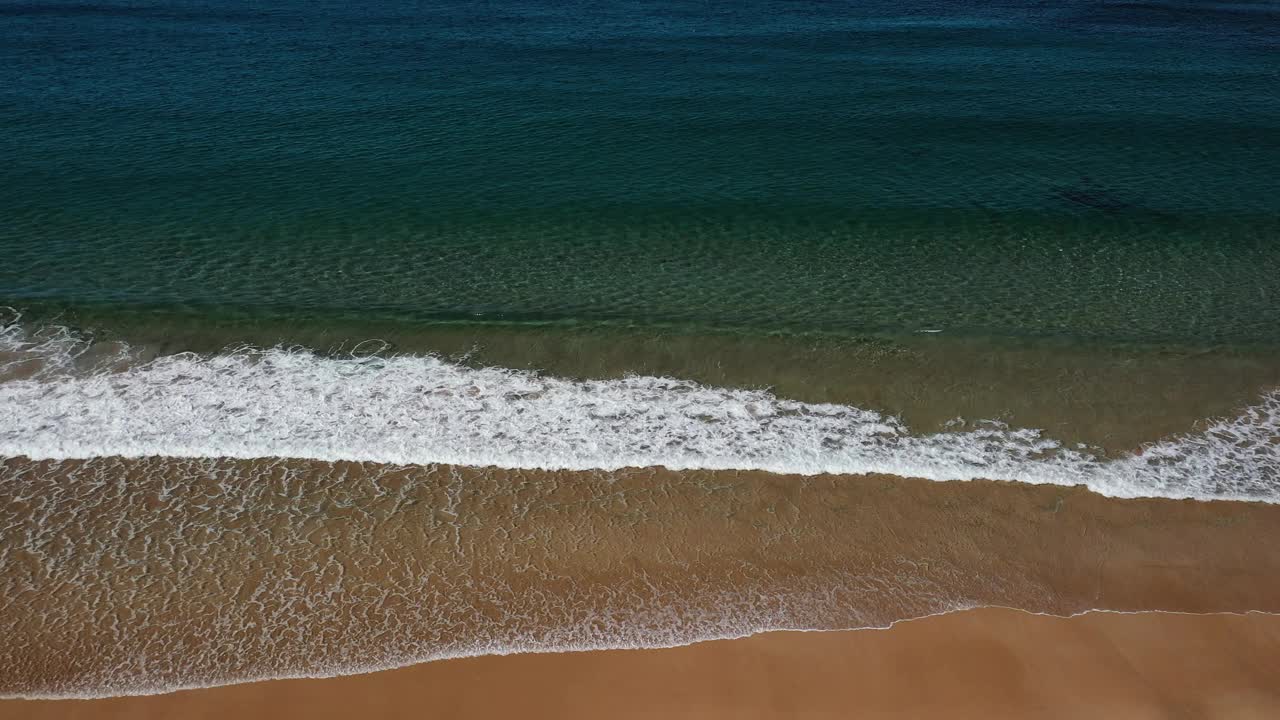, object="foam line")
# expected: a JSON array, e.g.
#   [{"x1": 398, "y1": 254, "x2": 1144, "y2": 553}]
[{"x1": 1, "y1": 319, "x2": 1276, "y2": 502}]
